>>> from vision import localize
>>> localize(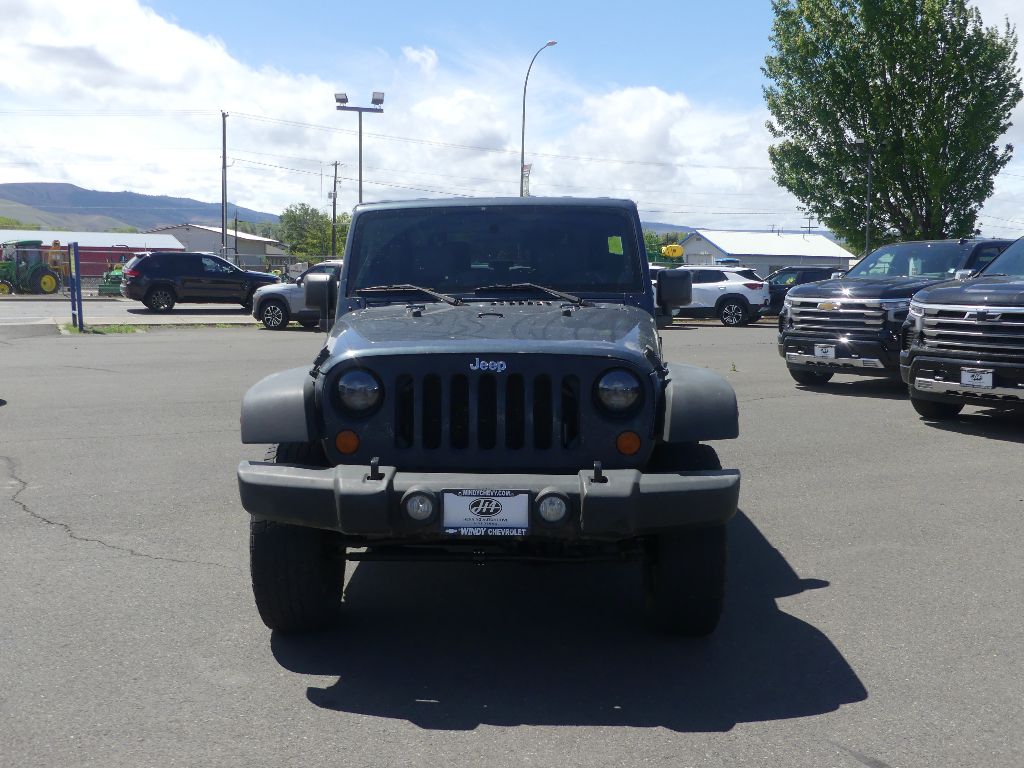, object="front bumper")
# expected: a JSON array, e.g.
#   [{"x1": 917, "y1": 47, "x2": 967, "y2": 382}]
[
  {"x1": 778, "y1": 333, "x2": 899, "y2": 375},
  {"x1": 237, "y1": 461, "x2": 740, "y2": 540},
  {"x1": 901, "y1": 353, "x2": 1024, "y2": 409}
]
